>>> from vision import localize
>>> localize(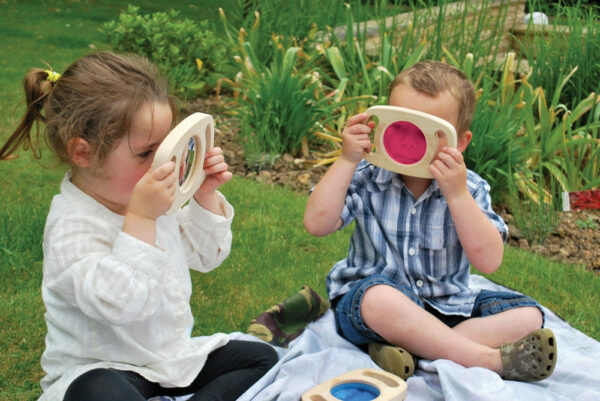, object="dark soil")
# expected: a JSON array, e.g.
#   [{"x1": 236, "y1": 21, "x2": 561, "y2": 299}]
[
  {"x1": 188, "y1": 96, "x2": 600, "y2": 273},
  {"x1": 499, "y1": 207, "x2": 600, "y2": 271}
]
